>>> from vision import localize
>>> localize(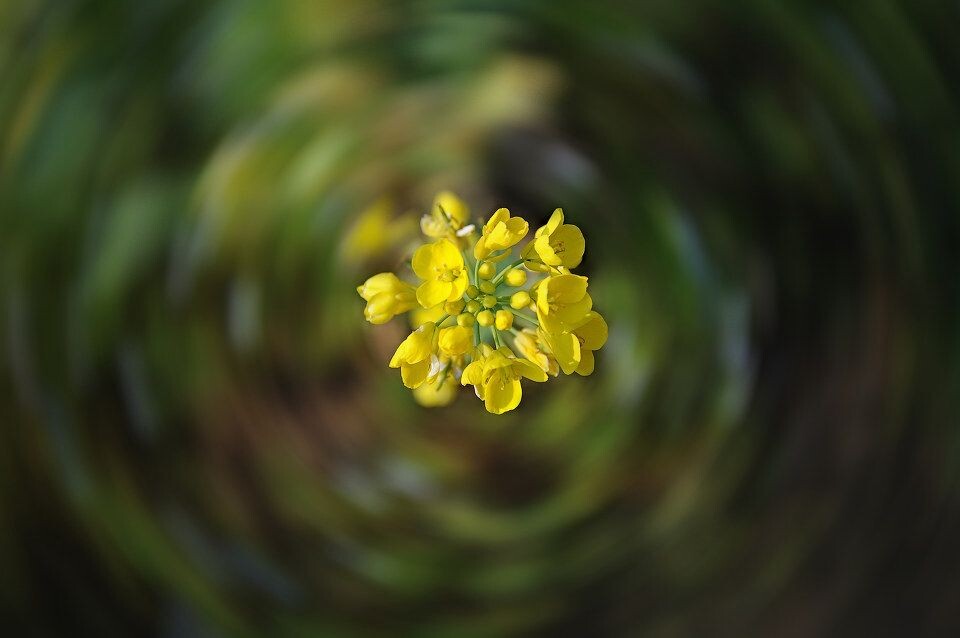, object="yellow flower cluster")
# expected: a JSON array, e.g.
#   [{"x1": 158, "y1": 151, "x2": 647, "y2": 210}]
[{"x1": 358, "y1": 192, "x2": 607, "y2": 414}]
